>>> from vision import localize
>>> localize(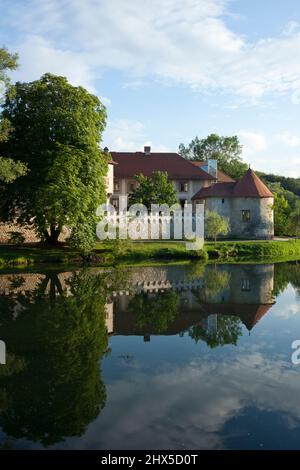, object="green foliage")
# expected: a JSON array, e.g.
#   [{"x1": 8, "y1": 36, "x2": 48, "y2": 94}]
[
  {"x1": 205, "y1": 210, "x2": 230, "y2": 241},
  {"x1": 0, "y1": 47, "x2": 18, "y2": 91},
  {"x1": 0, "y1": 73, "x2": 107, "y2": 247},
  {"x1": 69, "y1": 222, "x2": 97, "y2": 255},
  {"x1": 104, "y1": 238, "x2": 134, "y2": 262},
  {"x1": 205, "y1": 239, "x2": 300, "y2": 262},
  {"x1": 129, "y1": 290, "x2": 179, "y2": 333},
  {"x1": 7, "y1": 256, "x2": 34, "y2": 266},
  {"x1": 128, "y1": 171, "x2": 178, "y2": 209},
  {"x1": 184, "y1": 248, "x2": 208, "y2": 261},
  {"x1": 202, "y1": 268, "x2": 230, "y2": 298},
  {"x1": 0, "y1": 47, "x2": 27, "y2": 183},
  {"x1": 273, "y1": 262, "x2": 300, "y2": 297},
  {"x1": 8, "y1": 231, "x2": 25, "y2": 246},
  {"x1": 260, "y1": 172, "x2": 300, "y2": 197},
  {"x1": 179, "y1": 134, "x2": 248, "y2": 179},
  {"x1": 189, "y1": 315, "x2": 243, "y2": 348},
  {"x1": 0, "y1": 156, "x2": 27, "y2": 183},
  {"x1": 264, "y1": 181, "x2": 300, "y2": 236},
  {"x1": 290, "y1": 201, "x2": 300, "y2": 236},
  {"x1": 0, "y1": 269, "x2": 124, "y2": 445},
  {"x1": 272, "y1": 190, "x2": 290, "y2": 236}
]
